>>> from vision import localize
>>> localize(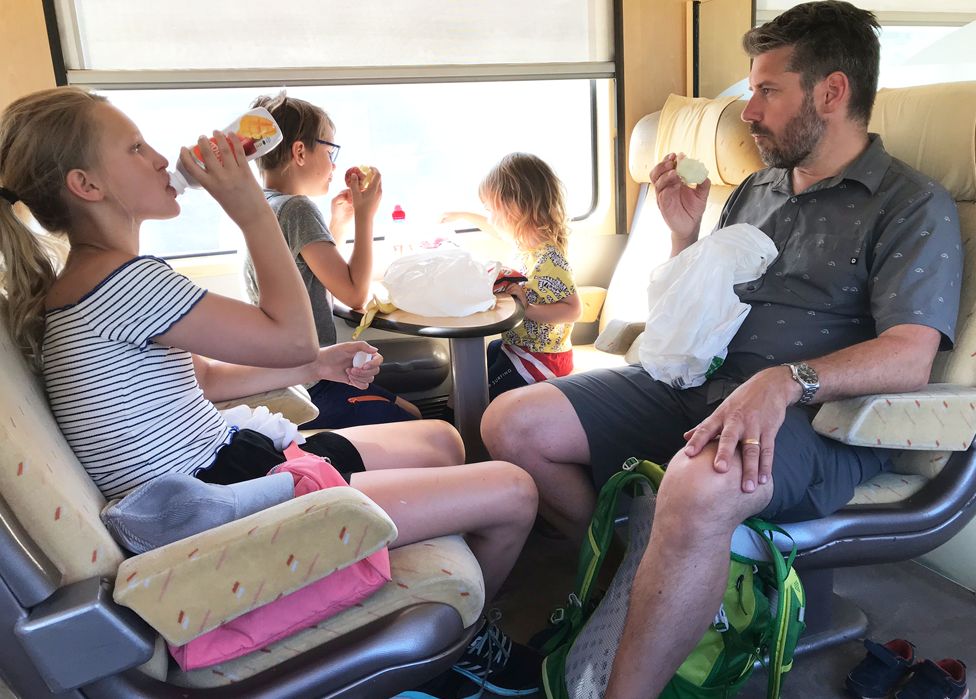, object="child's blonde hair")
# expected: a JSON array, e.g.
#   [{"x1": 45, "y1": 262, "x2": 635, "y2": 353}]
[
  {"x1": 0, "y1": 87, "x2": 105, "y2": 368},
  {"x1": 251, "y1": 92, "x2": 335, "y2": 173},
  {"x1": 479, "y1": 152, "x2": 569, "y2": 253}
]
